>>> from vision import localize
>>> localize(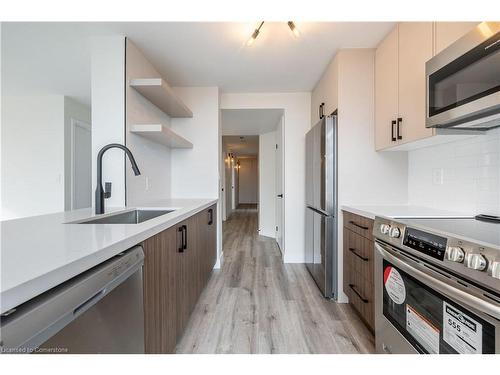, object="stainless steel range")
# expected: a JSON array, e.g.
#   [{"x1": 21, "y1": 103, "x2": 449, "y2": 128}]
[{"x1": 373, "y1": 215, "x2": 500, "y2": 354}]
